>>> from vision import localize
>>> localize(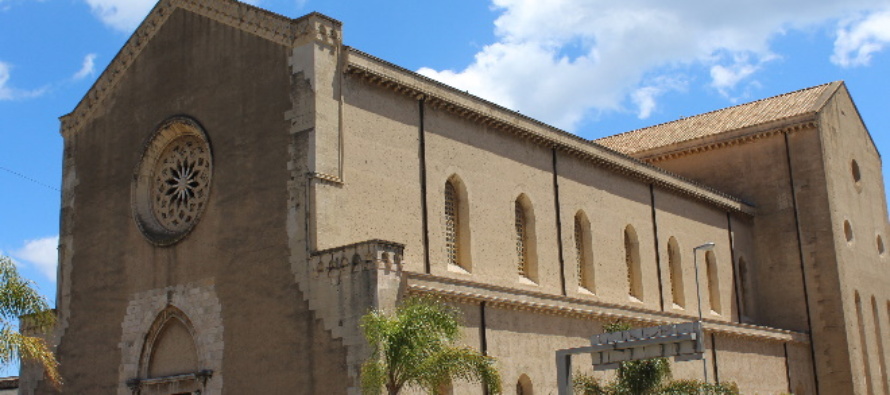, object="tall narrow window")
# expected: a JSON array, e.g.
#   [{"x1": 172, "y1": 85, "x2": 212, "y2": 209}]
[
  {"x1": 872, "y1": 296, "x2": 889, "y2": 395},
  {"x1": 445, "y1": 180, "x2": 460, "y2": 266},
  {"x1": 515, "y1": 195, "x2": 537, "y2": 282},
  {"x1": 444, "y1": 176, "x2": 472, "y2": 272},
  {"x1": 738, "y1": 257, "x2": 750, "y2": 318},
  {"x1": 667, "y1": 237, "x2": 684, "y2": 308},
  {"x1": 706, "y1": 251, "x2": 721, "y2": 314},
  {"x1": 574, "y1": 211, "x2": 594, "y2": 292},
  {"x1": 625, "y1": 225, "x2": 642, "y2": 300},
  {"x1": 856, "y1": 292, "x2": 875, "y2": 395}
]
